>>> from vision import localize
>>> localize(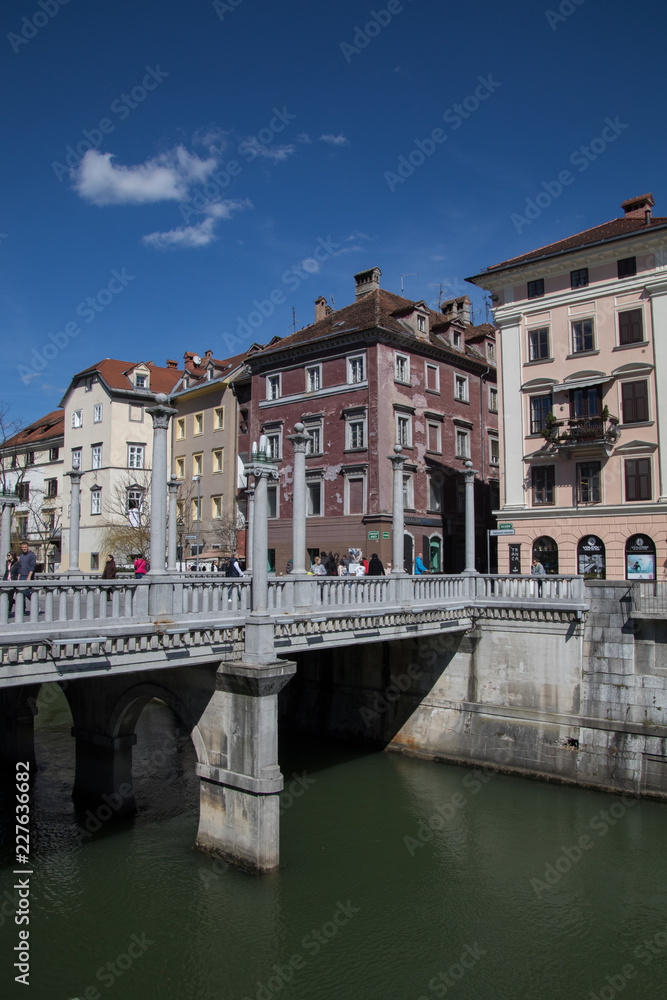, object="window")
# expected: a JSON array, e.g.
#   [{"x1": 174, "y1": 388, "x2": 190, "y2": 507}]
[
  {"x1": 90, "y1": 552, "x2": 99, "y2": 570},
  {"x1": 427, "y1": 421, "x2": 441, "y2": 453},
  {"x1": 621, "y1": 380, "x2": 648, "y2": 424},
  {"x1": 46, "y1": 478, "x2": 57, "y2": 498},
  {"x1": 395, "y1": 353, "x2": 410, "y2": 383},
  {"x1": 15, "y1": 515, "x2": 28, "y2": 538},
  {"x1": 487, "y1": 341, "x2": 495, "y2": 360},
  {"x1": 213, "y1": 449, "x2": 223, "y2": 473},
  {"x1": 177, "y1": 499, "x2": 185, "y2": 522},
  {"x1": 347, "y1": 417, "x2": 366, "y2": 450},
  {"x1": 452, "y1": 330, "x2": 461, "y2": 349},
  {"x1": 345, "y1": 476, "x2": 366, "y2": 515},
  {"x1": 71, "y1": 409, "x2": 83, "y2": 428},
  {"x1": 92, "y1": 445, "x2": 102, "y2": 470},
  {"x1": 267, "y1": 374, "x2": 281, "y2": 400},
  {"x1": 306, "y1": 366, "x2": 321, "y2": 392},
  {"x1": 307, "y1": 481, "x2": 322, "y2": 516},
  {"x1": 426, "y1": 363, "x2": 439, "y2": 392},
  {"x1": 528, "y1": 327, "x2": 550, "y2": 361},
  {"x1": 16, "y1": 482, "x2": 29, "y2": 502},
  {"x1": 49, "y1": 447, "x2": 59, "y2": 461},
  {"x1": 194, "y1": 413, "x2": 203, "y2": 436},
  {"x1": 135, "y1": 374, "x2": 148, "y2": 388},
  {"x1": 532, "y1": 466, "x2": 555, "y2": 505},
  {"x1": 305, "y1": 424, "x2": 321, "y2": 455},
  {"x1": 571, "y1": 268, "x2": 589, "y2": 288},
  {"x1": 528, "y1": 278, "x2": 544, "y2": 298},
  {"x1": 93, "y1": 404, "x2": 103, "y2": 423},
  {"x1": 72, "y1": 448, "x2": 82, "y2": 470},
  {"x1": 402, "y1": 474, "x2": 414, "y2": 509},
  {"x1": 347, "y1": 355, "x2": 365, "y2": 384},
  {"x1": 396, "y1": 414, "x2": 412, "y2": 448},
  {"x1": 127, "y1": 488, "x2": 144, "y2": 517},
  {"x1": 530, "y1": 394, "x2": 553, "y2": 434},
  {"x1": 428, "y1": 475, "x2": 442, "y2": 512},
  {"x1": 456, "y1": 480, "x2": 465, "y2": 513},
  {"x1": 454, "y1": 374, "x2": 469, "y2": 401},
  {"x1": 212, "y1": 495, "x2": 223, "y2": 519},
  {"x1": 192, "y1": 497, "x2": 201, "y2": 522},
  {"x1": 572, "y1": 318, "x2": 594, "y2": 353},
  {"x1": 267, "y1": 485, "x2": 278, "y2": 519},
  {"x1": 570, "y1": 386, "x2": 601, "y2": 418},
  {"x1": 416, "y1": 314, "x2": 426, "y2": 334},
  {"x1": 172, "y1": 459, "x2": 184, "y2": 483},
  {"x1": 455, "y1": 429, "x2": 470, "y2": 458},
  {"x1": 618, "y1": 309, "x2": 643, "y2": 345},
  {"x1": 128, "y1": 445, "x2": 145, "y2": 469},
  {"x1": 25, "y1": 451, "x2": 34, "y2": 466},
  {"x1": 85, "y1": 378, "x2": 93, "y2": 392},
  {"x1": 489, "y1": 436, "x2": 499, "y2": 466},
  {"x1": 617, "y1": 257, "x2": 636, "y2": 279},
  {"x1": 625, "y1": 458, "x2": 651, "y2": 501},
  {"x1": 266, "y1": 432, "x2": 281, "y2": 461},
  {"x1": 192, "y1": 453, "x2": 203, "y2": 477},
  {"x1": 214, "y1": 408, "x2": 224, "y2": 430},
  {"x1": 489, "y1": 387, "x2": 498, "y2": 412},
  {"x1": 176, "y1": 418, "x2": 185, "y2": 439},
  {"x1": 91, "y1": 489, "x2": 102, "y2": 515},
  {"x1": 577, "y1": 462, "x2": 601, "y2": 504}
]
